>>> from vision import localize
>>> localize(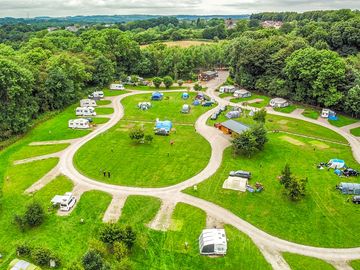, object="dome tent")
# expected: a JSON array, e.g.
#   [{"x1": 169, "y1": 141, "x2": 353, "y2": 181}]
[{"x1": 182, "y1": 92, "x2": 189, "y2": 100}]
